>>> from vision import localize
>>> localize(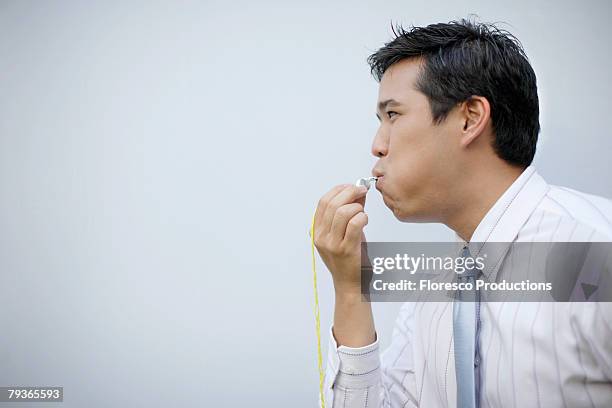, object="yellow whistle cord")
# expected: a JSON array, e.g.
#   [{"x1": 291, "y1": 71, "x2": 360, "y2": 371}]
[{"x1": 310, "y1": 212, "x2": 325, "y2": 408}]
